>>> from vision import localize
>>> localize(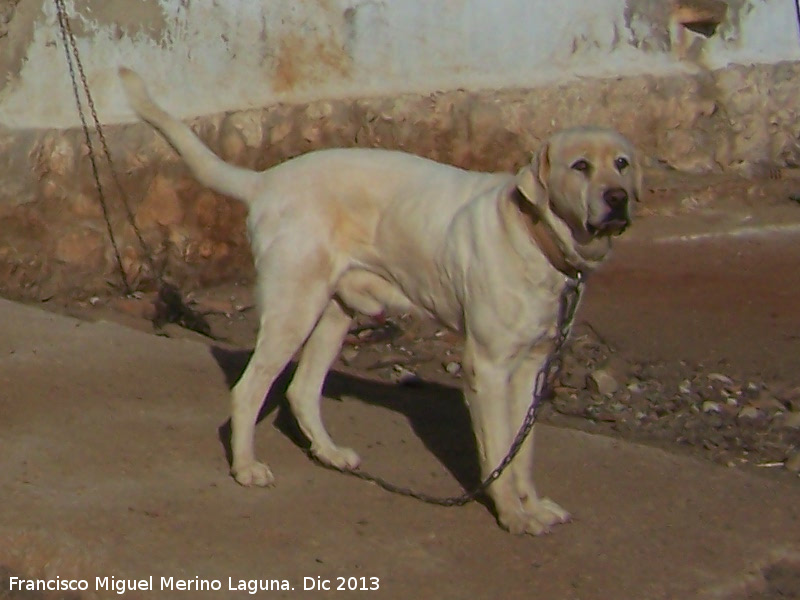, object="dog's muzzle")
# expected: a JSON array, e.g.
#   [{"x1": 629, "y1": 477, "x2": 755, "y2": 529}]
[{"x1": 588, "y1": 187, "x2": 630, "y2": 236}]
